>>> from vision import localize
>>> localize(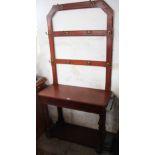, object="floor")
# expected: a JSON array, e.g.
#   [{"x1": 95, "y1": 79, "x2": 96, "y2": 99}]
[{"x1": 37, "y1": 134, "x2": 113, "y2": 155}]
